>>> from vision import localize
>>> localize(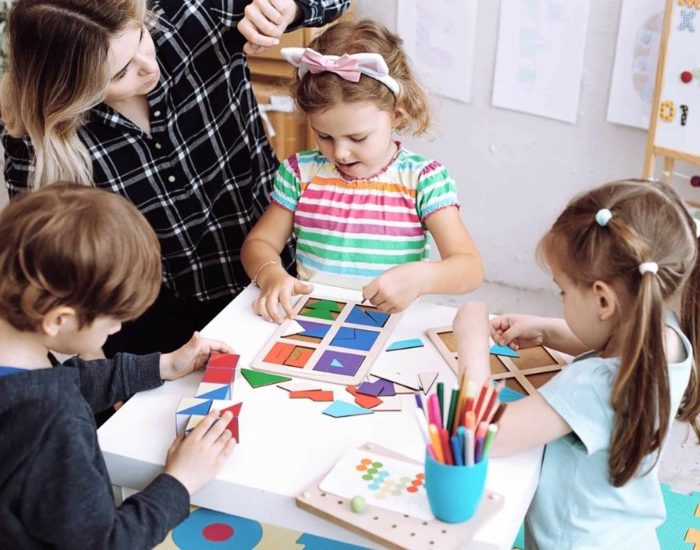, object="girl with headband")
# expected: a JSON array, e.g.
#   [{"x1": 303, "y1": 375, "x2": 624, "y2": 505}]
[
  {"x1": 242, "y1": 19, "x2": 483, "y2": 321},
  {"x1": 454, "y1": 179, "x2": 700, "y2": 548}
]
